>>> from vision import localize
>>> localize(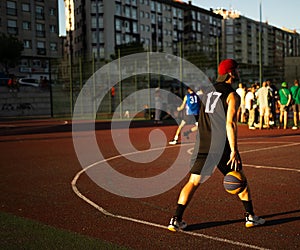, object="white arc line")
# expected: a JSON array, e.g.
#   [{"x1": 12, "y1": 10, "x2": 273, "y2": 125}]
[{"x1": 71, "y1": 145, "x2": 270, "y2": 250}]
